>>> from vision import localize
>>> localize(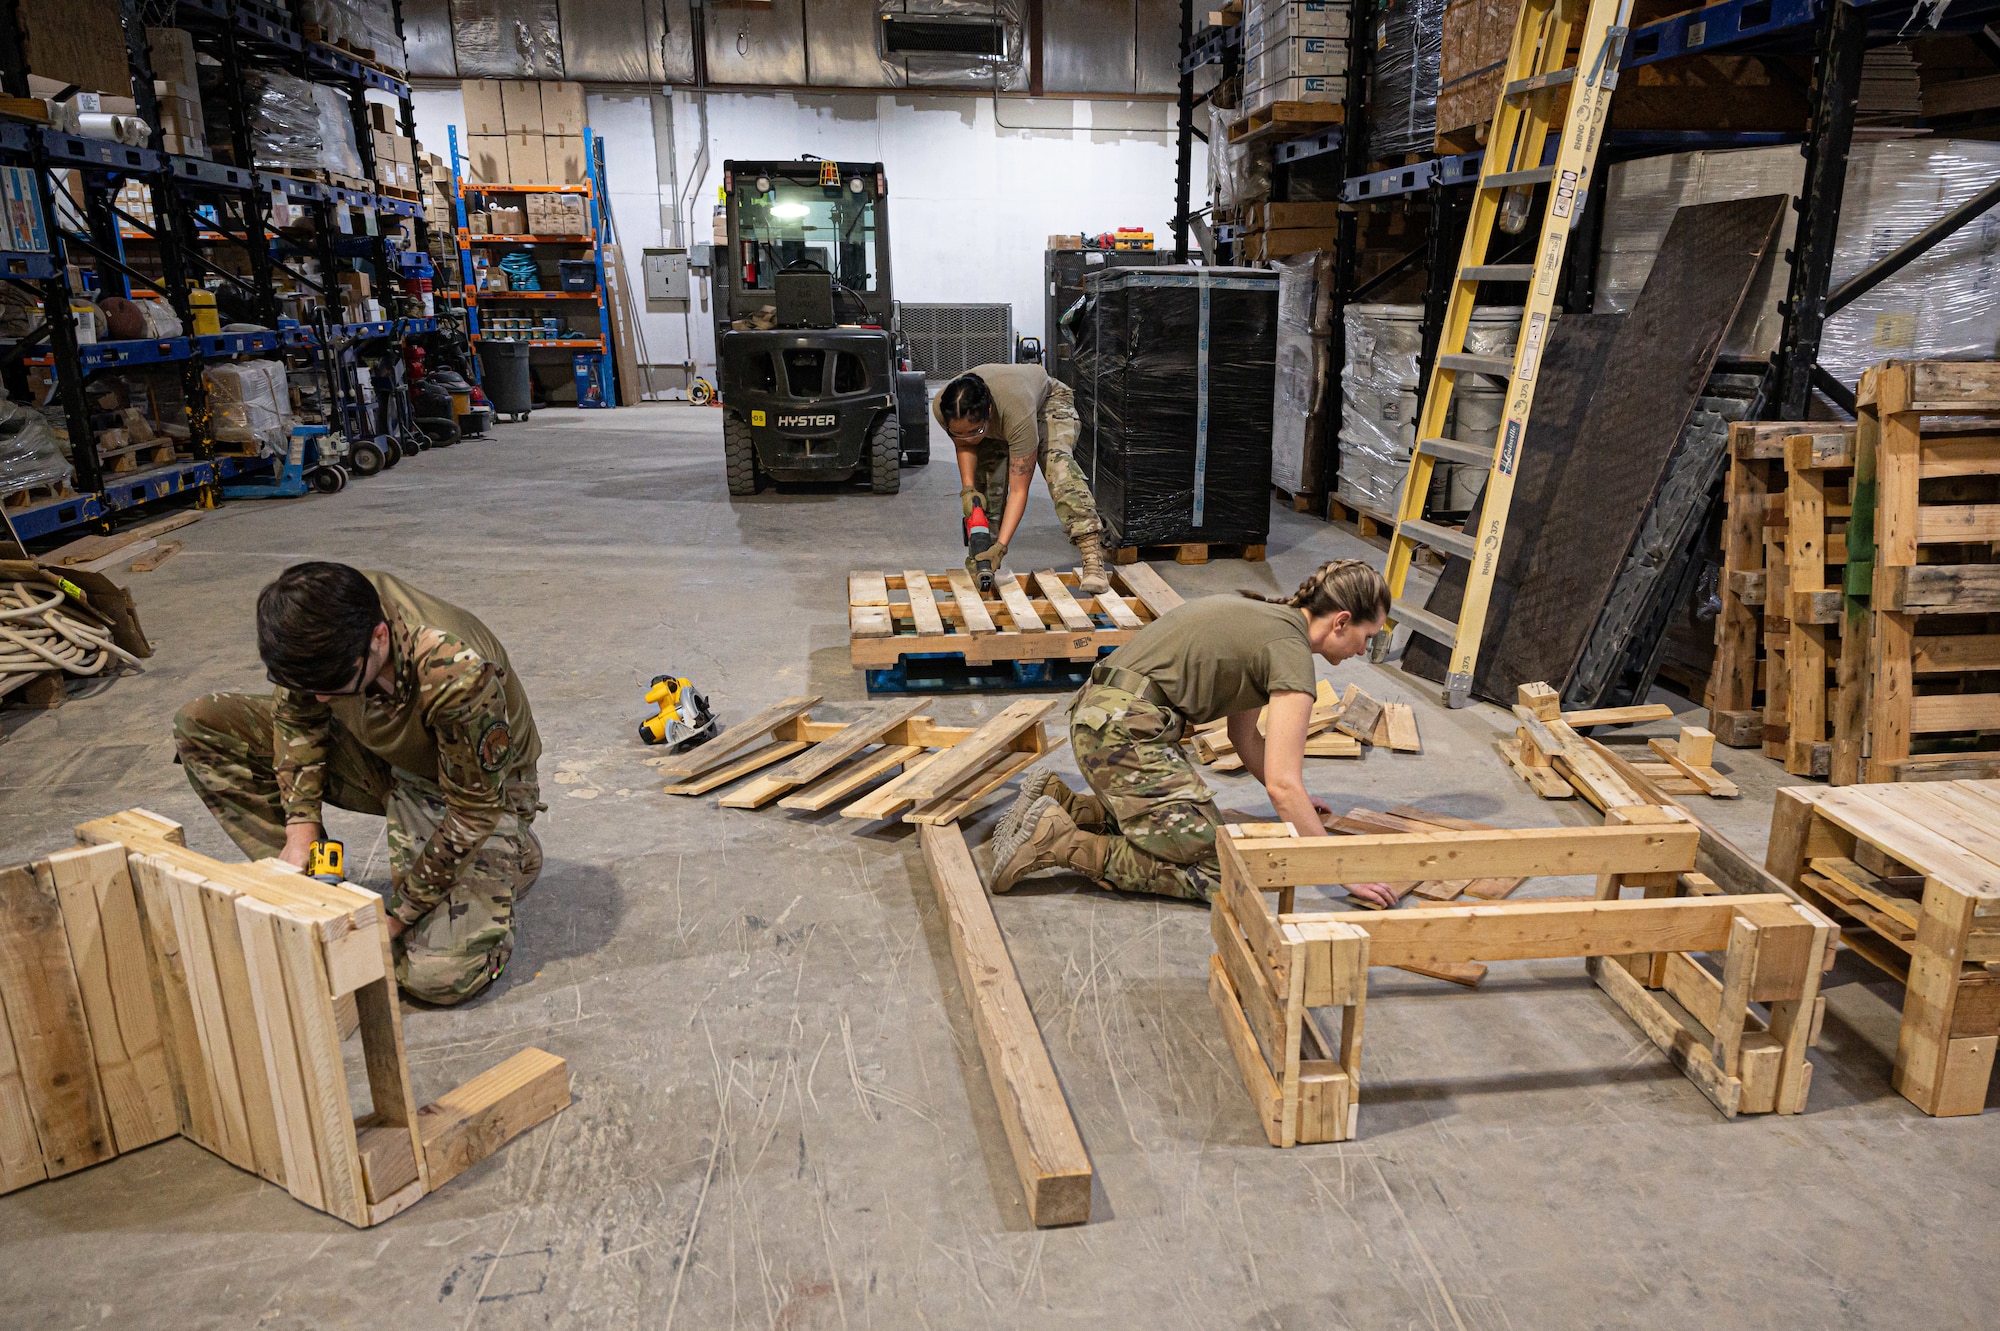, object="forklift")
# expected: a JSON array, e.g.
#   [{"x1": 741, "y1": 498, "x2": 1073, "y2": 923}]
[{"x1": 713, "y1": 157, "x2": 929, "y2": 495}]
